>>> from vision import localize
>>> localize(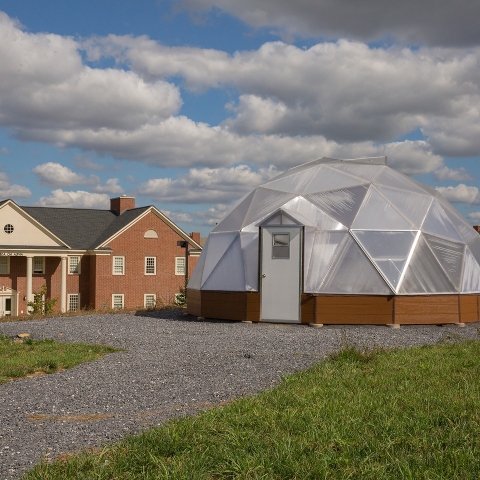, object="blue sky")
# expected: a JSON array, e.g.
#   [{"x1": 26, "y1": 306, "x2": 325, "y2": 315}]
[{"x1": 1, "y1": 0, "x2": 480, "y2": 236}]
